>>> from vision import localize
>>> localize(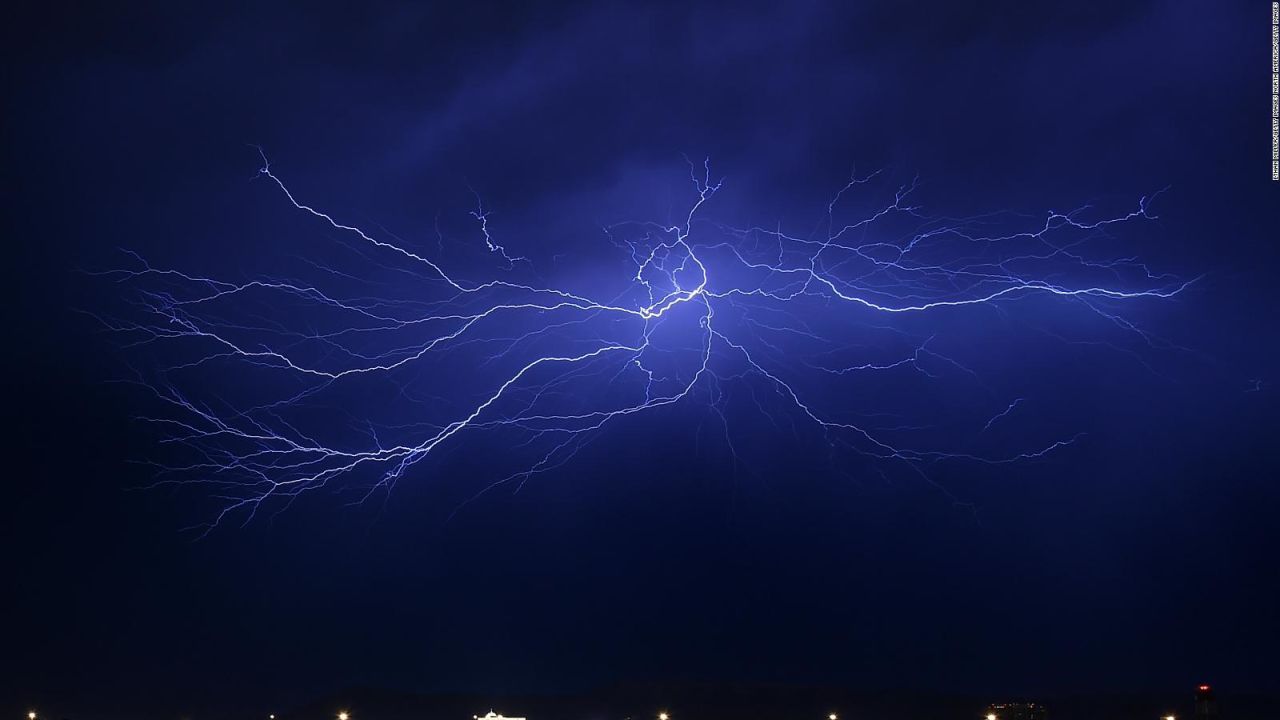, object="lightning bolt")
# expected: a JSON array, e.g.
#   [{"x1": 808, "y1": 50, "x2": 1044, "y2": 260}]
[{"x1": 86, "y1": 151, "x2": 1192, "y2": 536}]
